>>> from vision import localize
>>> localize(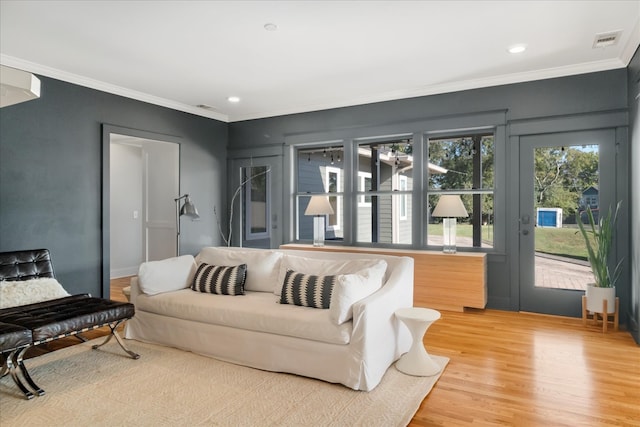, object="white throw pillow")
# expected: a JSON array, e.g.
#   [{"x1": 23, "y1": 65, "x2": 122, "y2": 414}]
[
  {"x1": 138, "y1": 255, "x2": 197, "y2": 296},
  {"x1": 196, "y1": 247, "x2": 282, "y2": 293},
  {"x1": 329, "y1": 260, "x2": 387, "y2": 325},
  {"x1": 275, "y1": 254, "x2": 387, "y2": 297},
  {"x1": 0, "y1": 277, "x2": 70, "y2": 309}
]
